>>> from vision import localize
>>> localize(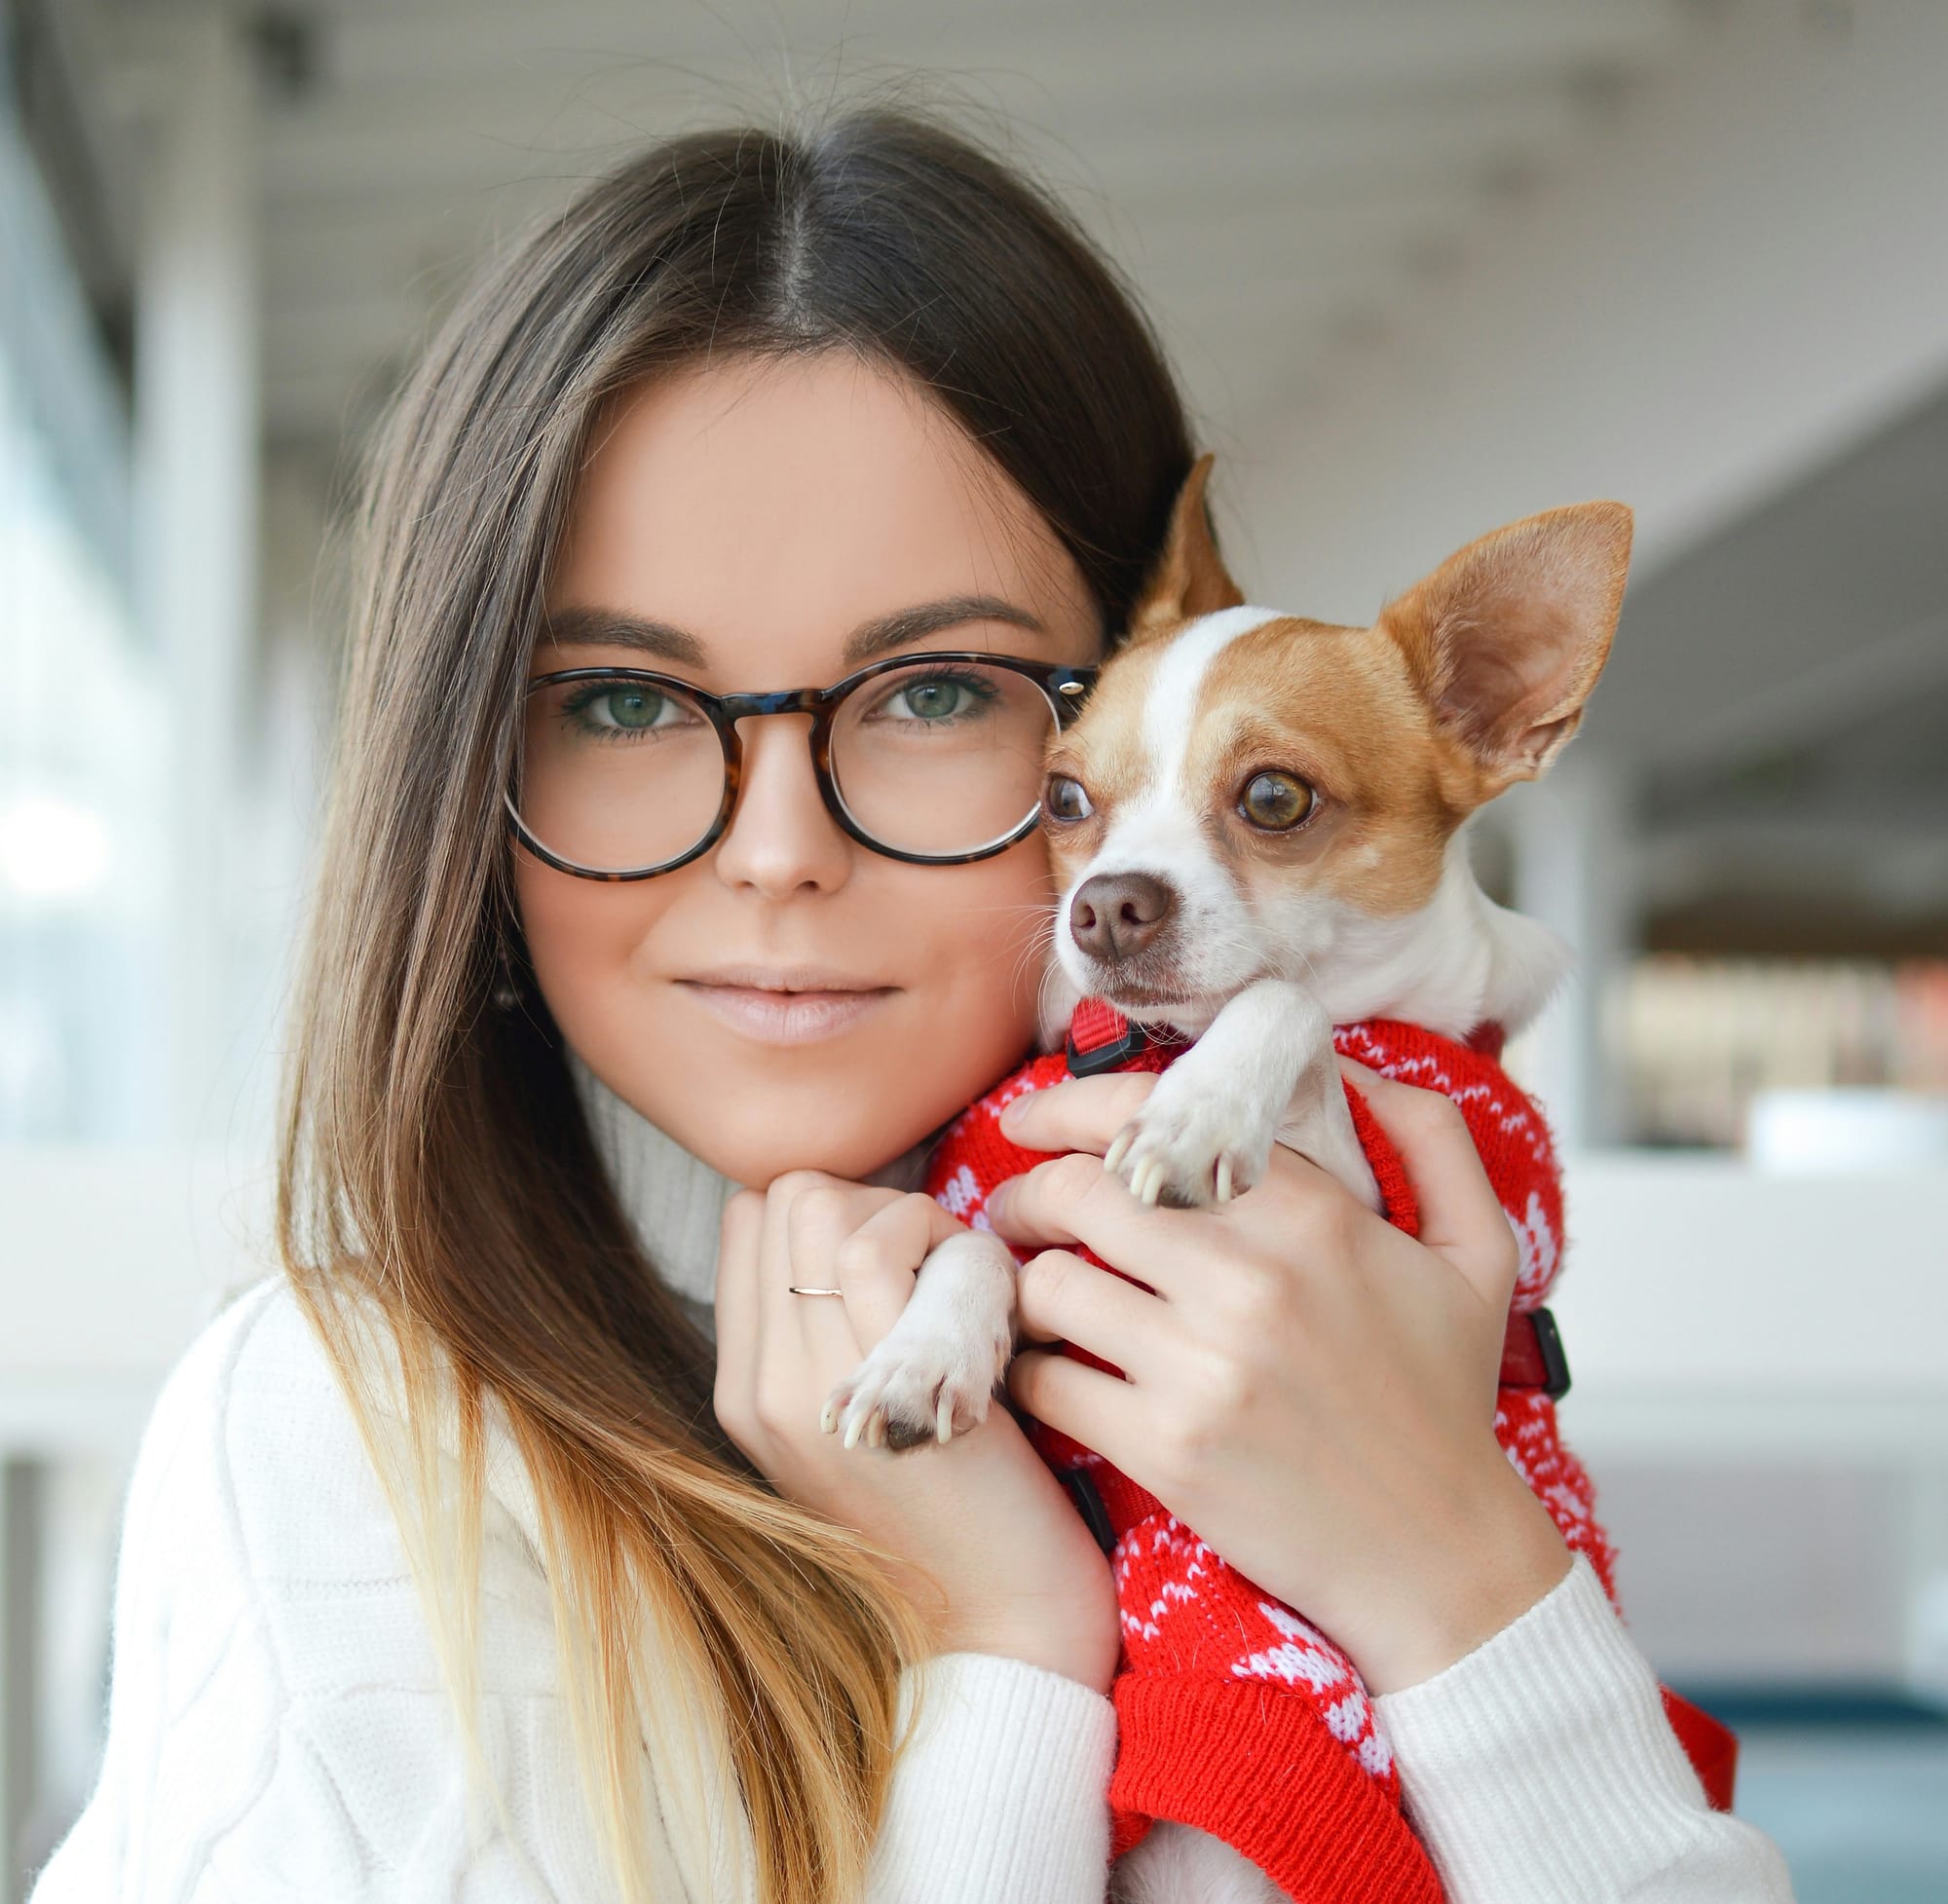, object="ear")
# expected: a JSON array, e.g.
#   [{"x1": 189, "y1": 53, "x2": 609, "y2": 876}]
[
  {"x1": 1381, "y1": 502, "x2": 1632, "y2": 790},
  {"x1": 1127, "y1": 451, "x2": 1247, "y2": 641}
]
